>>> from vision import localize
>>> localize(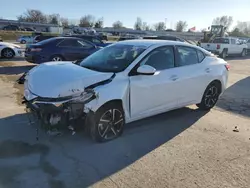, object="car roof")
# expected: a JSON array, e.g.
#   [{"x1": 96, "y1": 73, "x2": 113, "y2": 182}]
[
  {"x1": 117, "y1": 39, "x2": 189, "y2": 47},
  {"x1": 117, "y1": 39, "x2": 209, "y2": 54}
]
